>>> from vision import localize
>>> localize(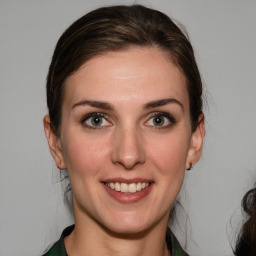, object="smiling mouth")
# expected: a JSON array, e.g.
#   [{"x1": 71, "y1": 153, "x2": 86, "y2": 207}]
[{"x1": 104, "y1": 182, "x2": 150, "y2": 193}]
